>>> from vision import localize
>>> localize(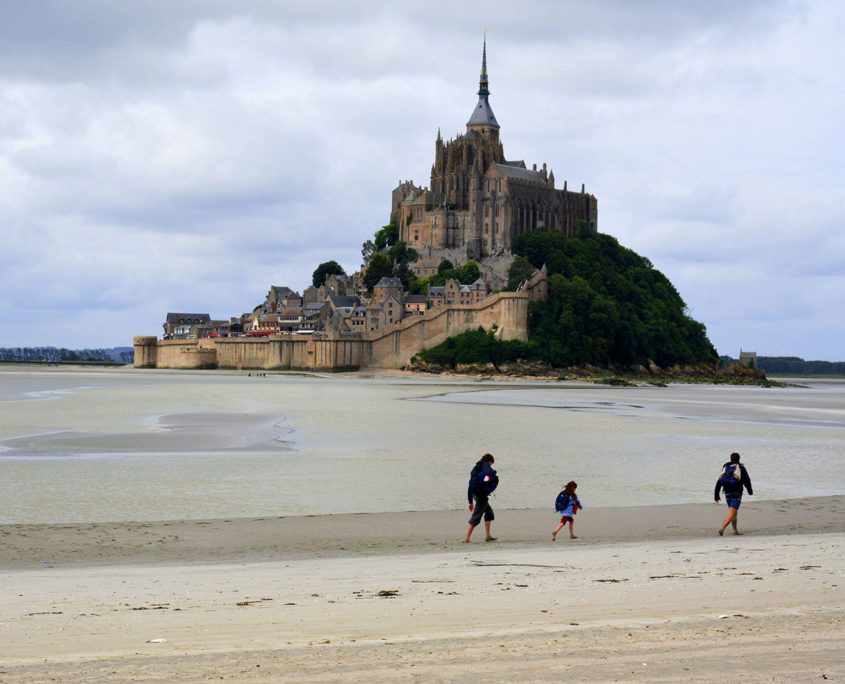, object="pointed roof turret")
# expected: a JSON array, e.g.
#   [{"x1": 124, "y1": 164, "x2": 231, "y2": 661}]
[{"x1": 467, "y1": 30, "x2": 499, "y2": 129}]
